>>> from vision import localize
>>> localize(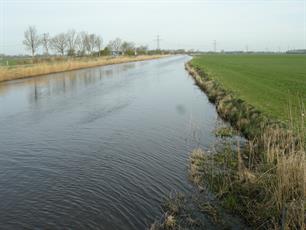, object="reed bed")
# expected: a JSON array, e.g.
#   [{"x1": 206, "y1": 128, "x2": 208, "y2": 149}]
[{"x1": 0, "y1": 55, "x2": 165, "y2": 82}]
